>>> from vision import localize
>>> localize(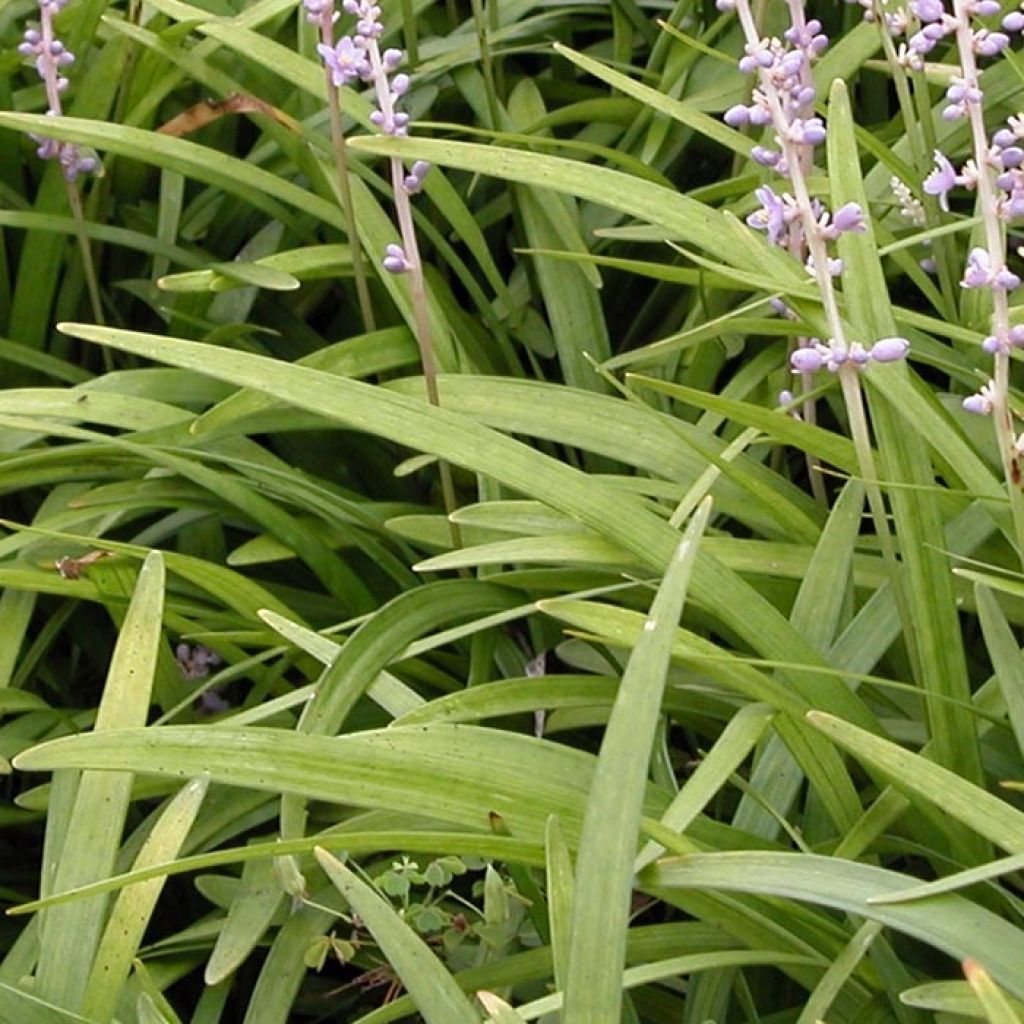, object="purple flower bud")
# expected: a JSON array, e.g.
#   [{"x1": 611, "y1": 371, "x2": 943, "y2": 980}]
[
  {"x1": 791, "y1": 347, "x2": 825, "y2": 374},
  {"x1": 402, "y1": 159, "x2": 431, "y2": 194},
  {"x1": 1011, "y1": 325, "x2": 1024, "y2": 346},
  {"x1": 909, "y1": 31, "x2": 937, "y2": 56},
  {"x1": 962, "y1": 393, "x2": 992, "y2": 415},
  {"x1": 995, "y1": 128, "x2": 1017, "y2": 148},
  {"x1": 751, "y1": 146, "x2": 780, "y2": 167},
  {"x1": 1000, "y1": 147, "x2": 1024, "y2": 169},
  {"x1": 800, "y1": 118, "x2": 827, "y2": 146},
  {"x1": 779, "y1": 51, "x2": 805, "y2": 76},
  {"x1": 982, "y1": 335, "x2": 1002, "y2": 353},
  {"x1": 1005, "y1": 11, "x2": 1024, "y2": 31},
  {"x1": 912, "y1": 0, "x2": 945, "y2": 21},
  {"x1": 972, "y1": 0, "x2": 1002, "y2": 15},
  {"x1": 383, "y1": 243, "x2": 411, "y2": 273},
  {"x1": 975, "y1": 30, "x2": 1009, "y2": 57},
  {"x1": 995, "y1": 266, "x2": 1021, "y2": 290},
  {"x1": 870, "y1": 337, "x2": 910, "y2": 363},
  {"x1": 724, "y1": 104, "x2": 750, "y2": 127},
  {"x1": 849, "y1": 342, "x2": 871, "y2": 365}
]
